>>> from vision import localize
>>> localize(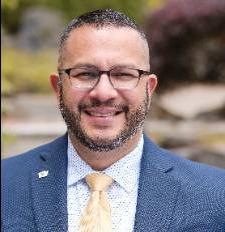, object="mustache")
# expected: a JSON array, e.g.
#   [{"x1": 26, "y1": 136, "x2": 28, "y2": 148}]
[{"x1": 78, "y1": 99, "x2": 129, "y2": 113}]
